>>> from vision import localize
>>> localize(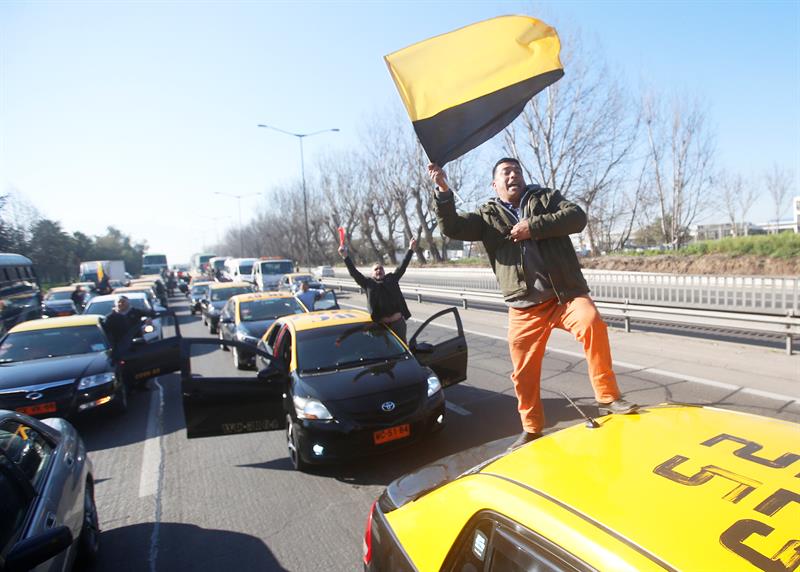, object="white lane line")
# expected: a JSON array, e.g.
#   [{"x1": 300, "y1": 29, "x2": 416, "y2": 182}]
[
  {"x1": 446, "y1": 401, "x2": 471, "y2": 416},
  {"x1": 144, "y1": 378, "x2": 166, "y2": 572},
  {"x1": 341, "y1": 302, "x2": 799, "y2": 404},
  {"x1": 139, "y1": 379, "x2": 163, "y2": 498}
]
